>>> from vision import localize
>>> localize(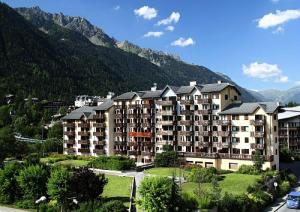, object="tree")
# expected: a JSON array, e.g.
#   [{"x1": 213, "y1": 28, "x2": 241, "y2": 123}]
[
  {"x1": 210, "y1": 177, "x2": 221, "y2": 207},
  {"x1": 47, "y1": 166, "x2": 72, "y2": 212},
  {"x1": 0, "y1": 162, "x2": 22, "y2": 204},
  {"x1": 70, "y1": 168, "x2": 107, "y2": 202},
  {"x1": 0, "y1": 105, "x2": 11, "y2": 127},
  {"x1": 17, "y1": 165, "x2": 49, "y2": 205},
  {"x1": 0, "y1": 126, "x2": 16, "y2": 164},
  {"x1": 285, "y1": 101, "x2": 299, "y2": 107},
  {"x1": 154, "y1": 151, "x2": 179, "y2": 167},
  {"x1": 137, "y1": 177, "x2": 180, "y2": 212},
  {"x1": 47, "y1": 122, "x2": 63, "y2": 139},
  {"x1": 253, "y1": 150, "x2": 264, "y2": 172},
  {"x1": 98, "y1": 200, "x2": 127, "y2": 212}
]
